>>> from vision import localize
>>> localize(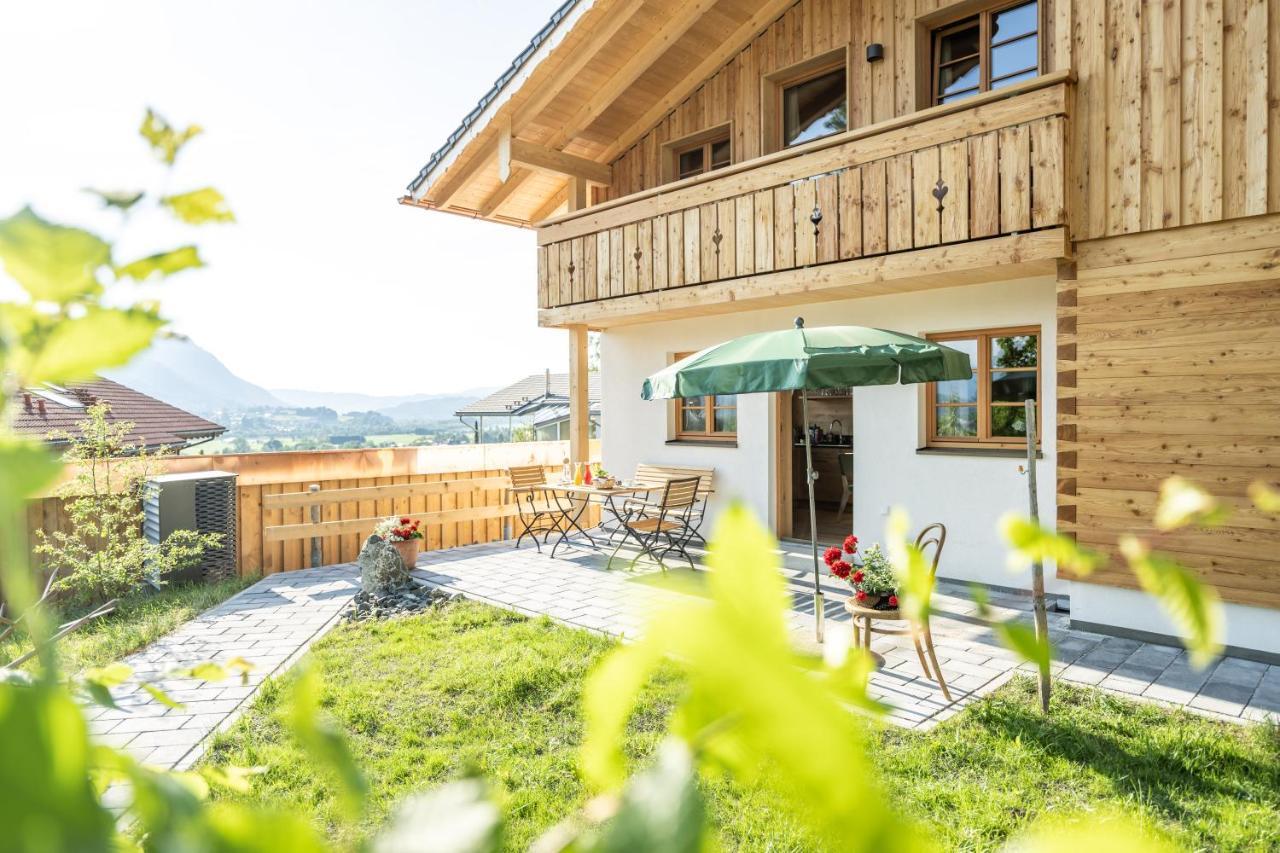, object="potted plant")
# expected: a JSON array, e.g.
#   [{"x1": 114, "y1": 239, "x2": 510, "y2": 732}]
[
  {"x1": 824, "y1": 535, "x2": 899, "y2": 610},
  {"x1": 375, "y1": 516, "x2": 423, "y2": 569}
]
